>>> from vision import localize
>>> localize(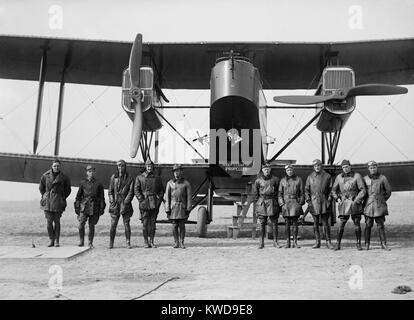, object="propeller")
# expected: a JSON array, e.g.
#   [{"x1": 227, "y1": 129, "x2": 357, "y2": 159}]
[
  {"x1": 273, "y1": 84, "x2": 408, "y2": 105},
  {"x1": 129, "y1": 33, "x2": 143, "y2": 158}
]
